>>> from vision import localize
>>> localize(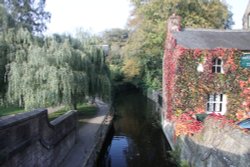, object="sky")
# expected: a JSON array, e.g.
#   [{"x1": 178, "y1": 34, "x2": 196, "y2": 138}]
[
  {"x1": 44, "y1": 0, "x2": 249, "y2": 35},
  {"x1": 44, "y1": 0, "x2": 131, "y2": 35}
]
